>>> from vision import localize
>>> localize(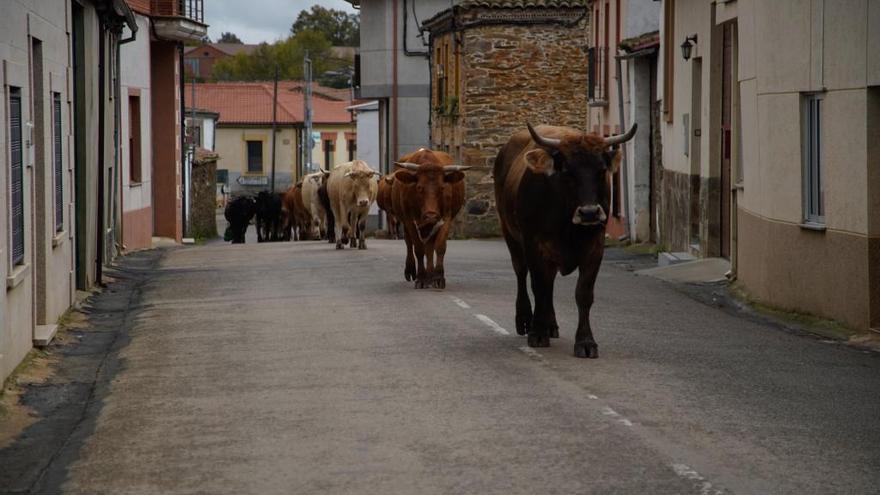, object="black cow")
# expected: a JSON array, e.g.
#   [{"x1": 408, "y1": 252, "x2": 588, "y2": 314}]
[
  {"x1": 224, "y1": 195, "x2": 256, "y2": 244},
  {"x1": 494, "y1": 123, "x2": 636, "y2": 358},
  {"x1": 255, "y1": 190, "x2": 284, "y2": 242},
  {"x1": 317, "y1": 177, "x2": 336, "y2": 243}
]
